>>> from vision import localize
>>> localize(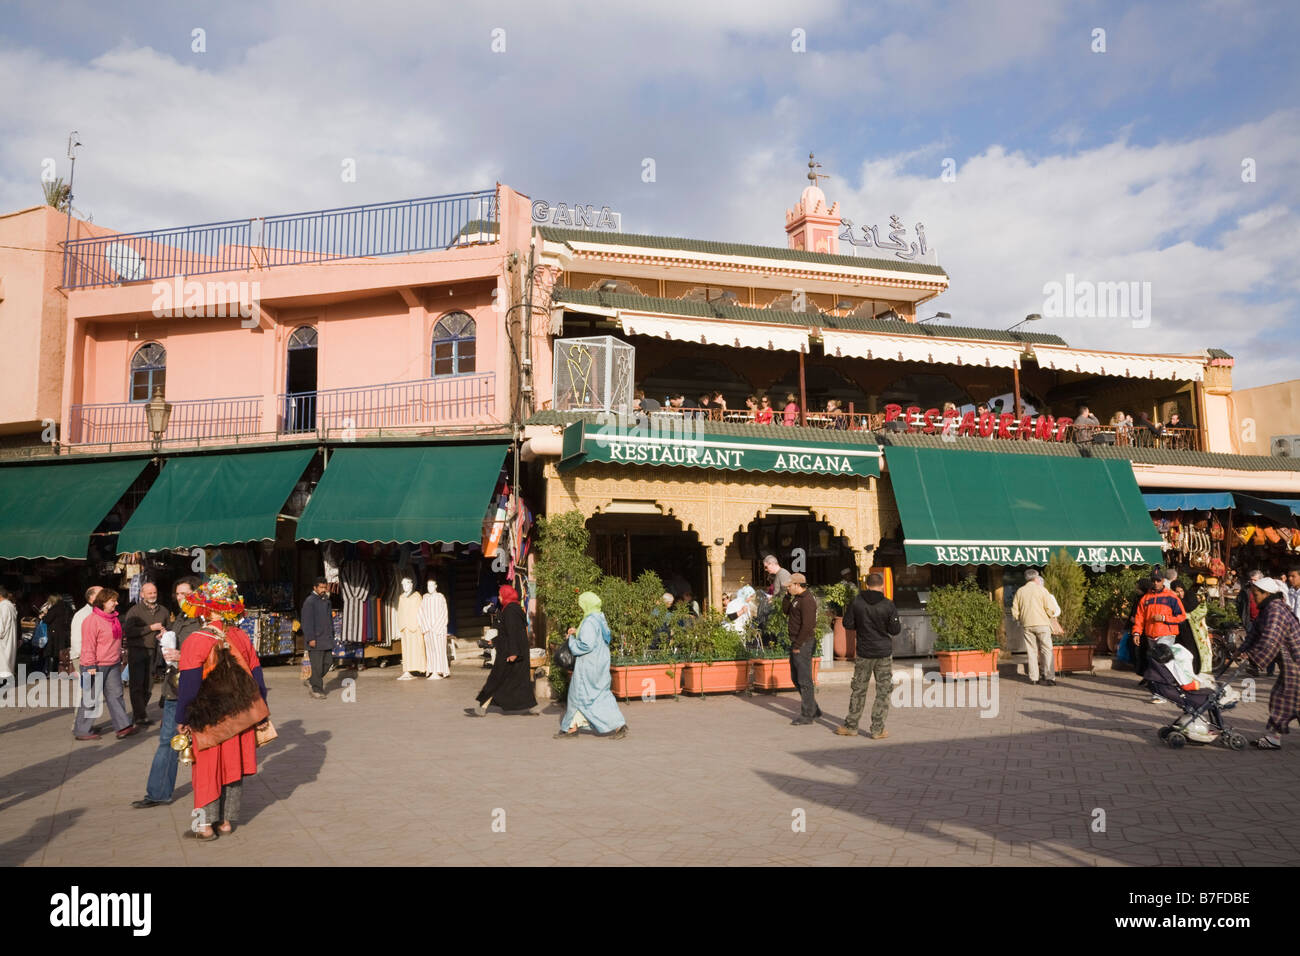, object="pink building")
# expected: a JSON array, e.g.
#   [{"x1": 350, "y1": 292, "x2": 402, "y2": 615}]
[{"x1": 59, "y1": 185, "x2": 538, "y2": 448}]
